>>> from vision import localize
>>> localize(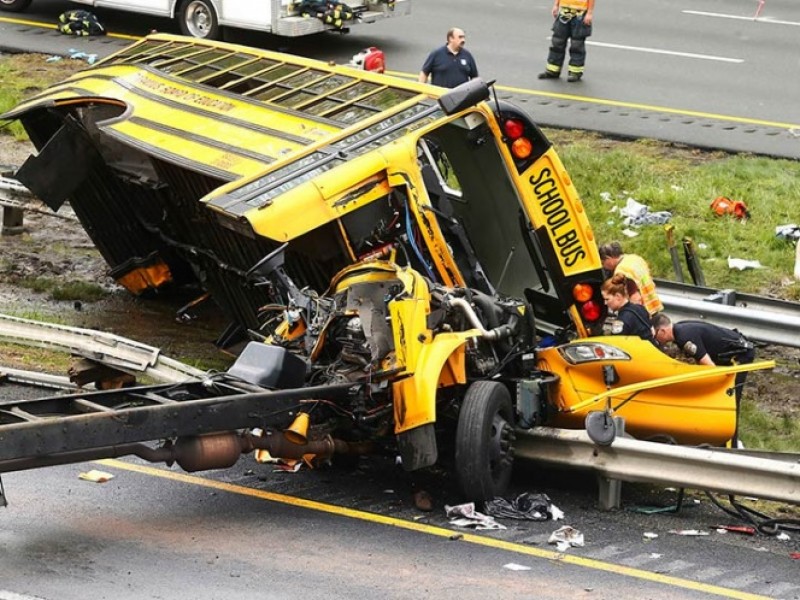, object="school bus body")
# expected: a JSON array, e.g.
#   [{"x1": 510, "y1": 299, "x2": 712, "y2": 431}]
[{"x1": 1, "y1": 34, "x2": 773, "y2": 501}]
